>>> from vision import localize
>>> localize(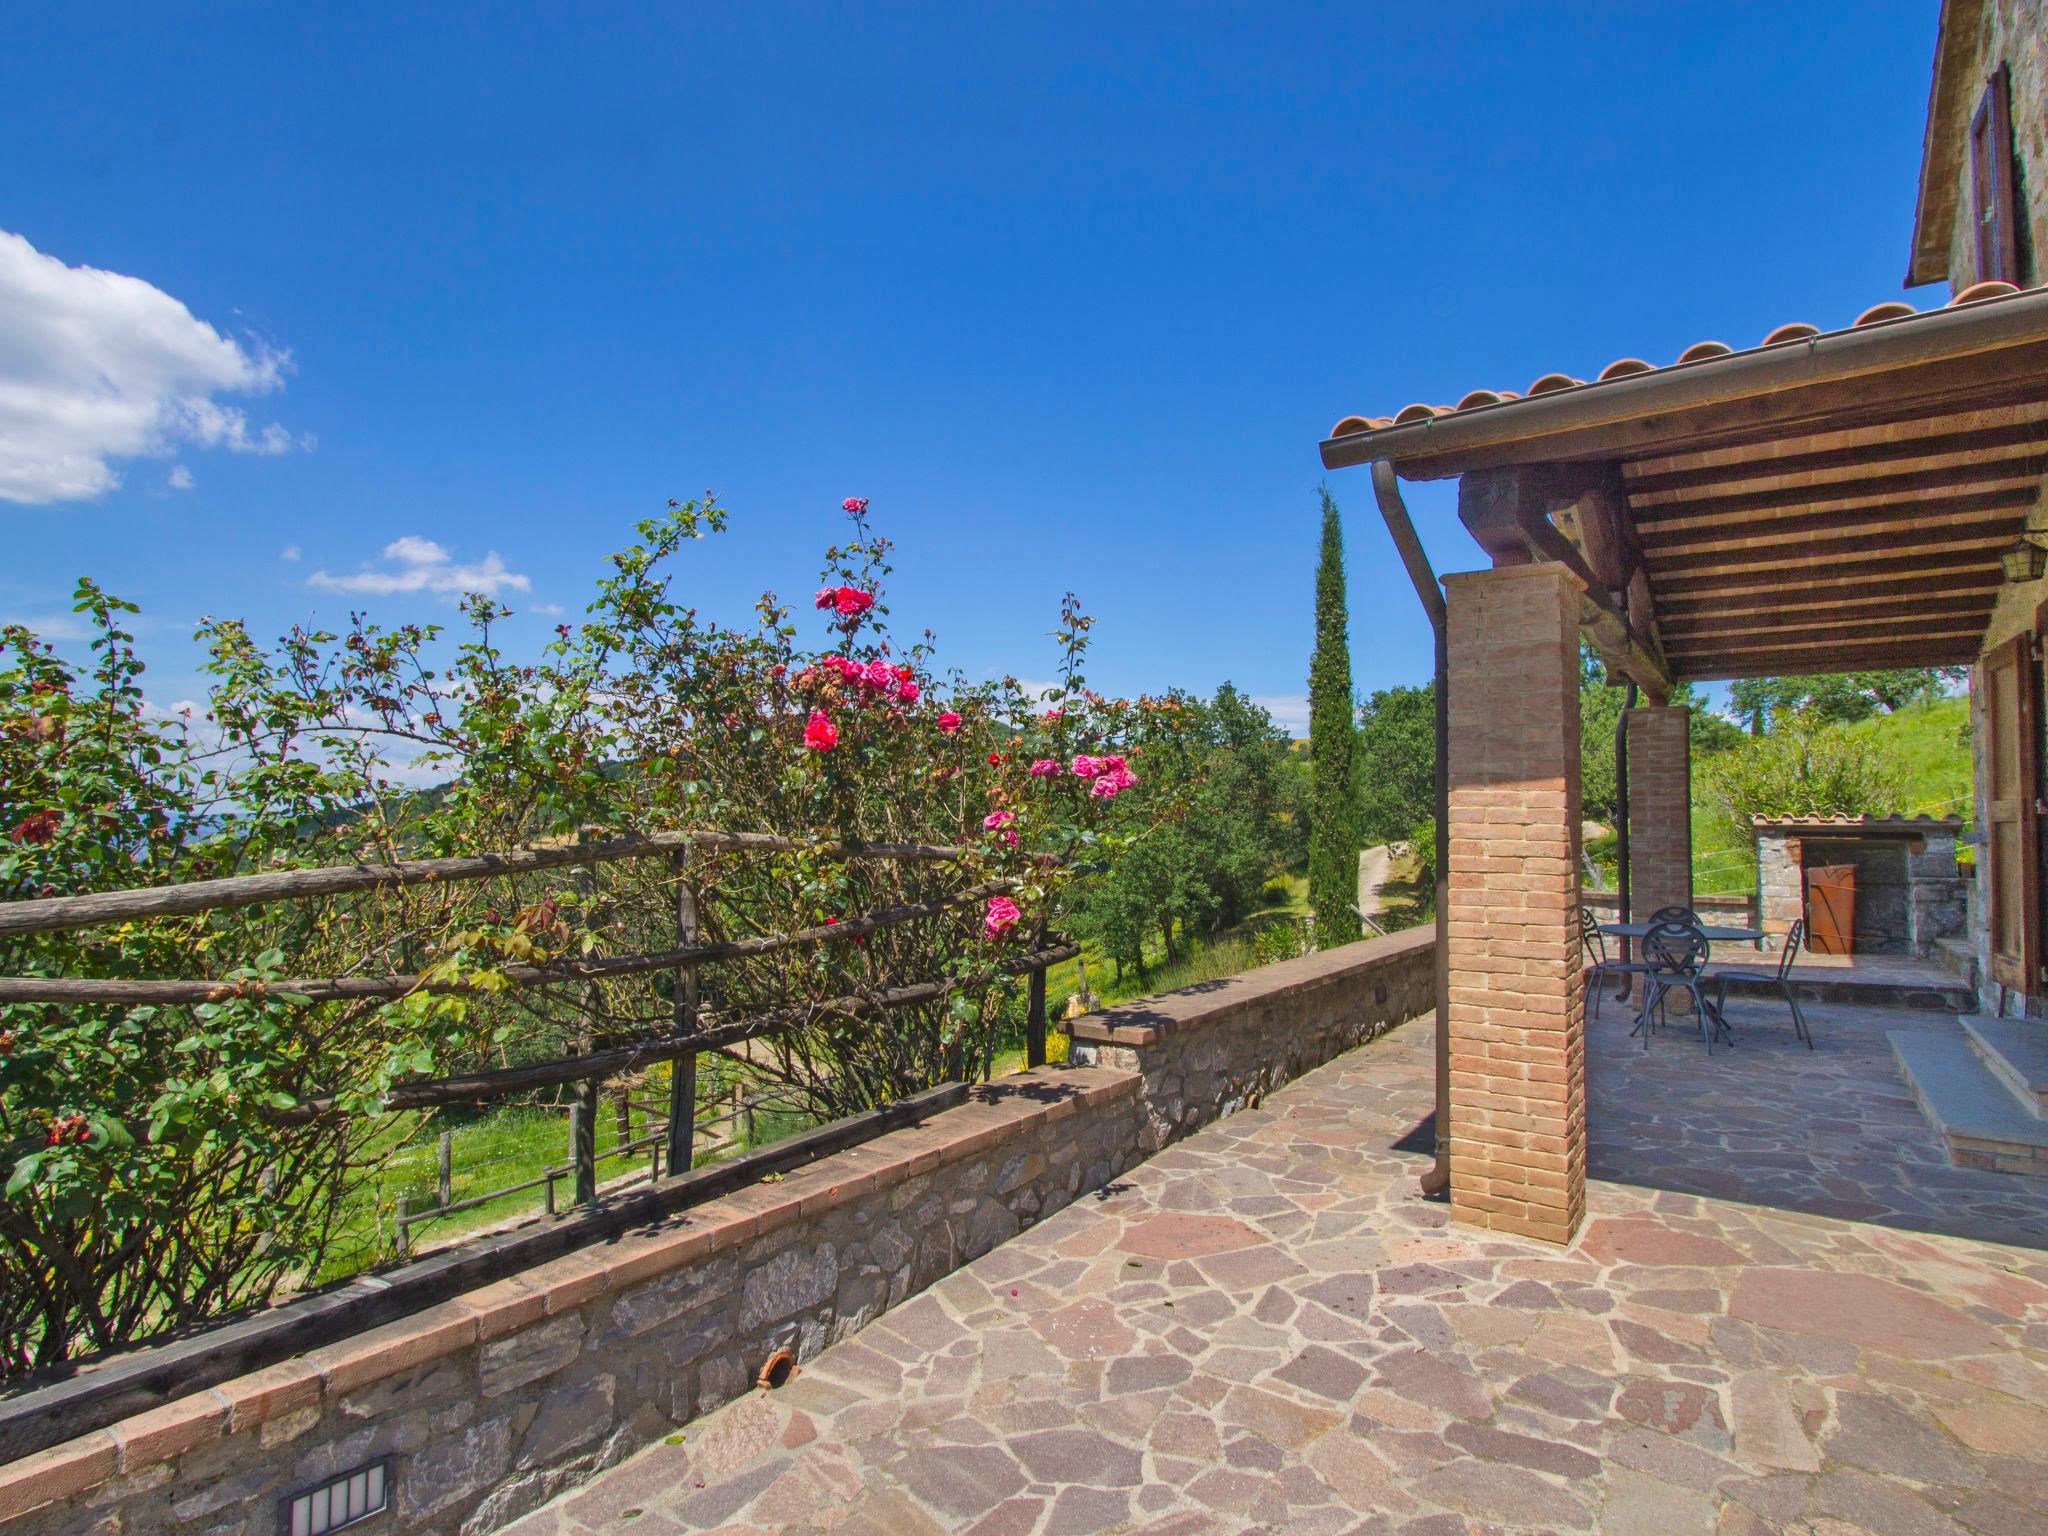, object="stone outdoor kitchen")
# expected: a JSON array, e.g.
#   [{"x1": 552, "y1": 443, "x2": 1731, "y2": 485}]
[{"x1": 5, "y1": 5, "x2": 2048, "y2": 1536}]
